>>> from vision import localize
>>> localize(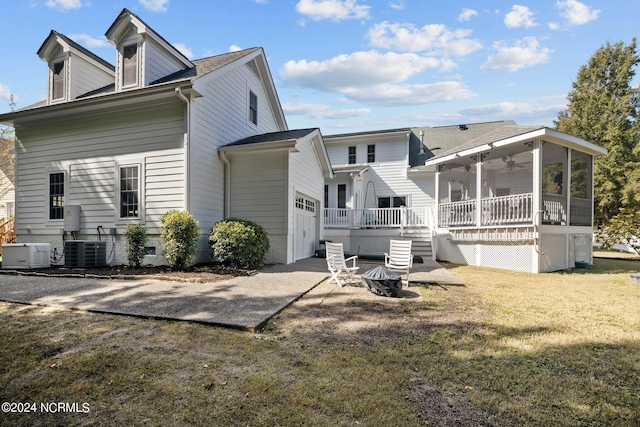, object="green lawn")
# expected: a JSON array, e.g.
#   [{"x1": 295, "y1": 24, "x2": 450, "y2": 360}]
[{"x1": 1, "y1": 257, "x2": 639, "y2": 426}]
